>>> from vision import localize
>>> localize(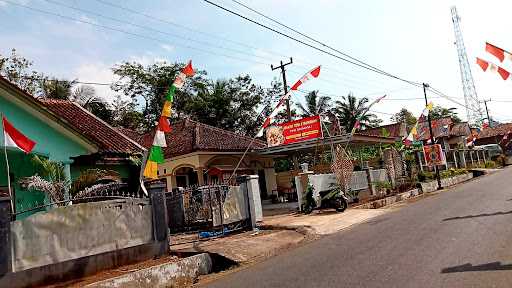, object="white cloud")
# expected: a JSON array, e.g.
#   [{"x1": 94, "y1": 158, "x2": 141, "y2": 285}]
[
  {"x1": 72, "y1": 62, "x2": 120, "y2": 103},
  {"x1": 160, "y1": 44, "x2": 175, "y2": 53}
]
